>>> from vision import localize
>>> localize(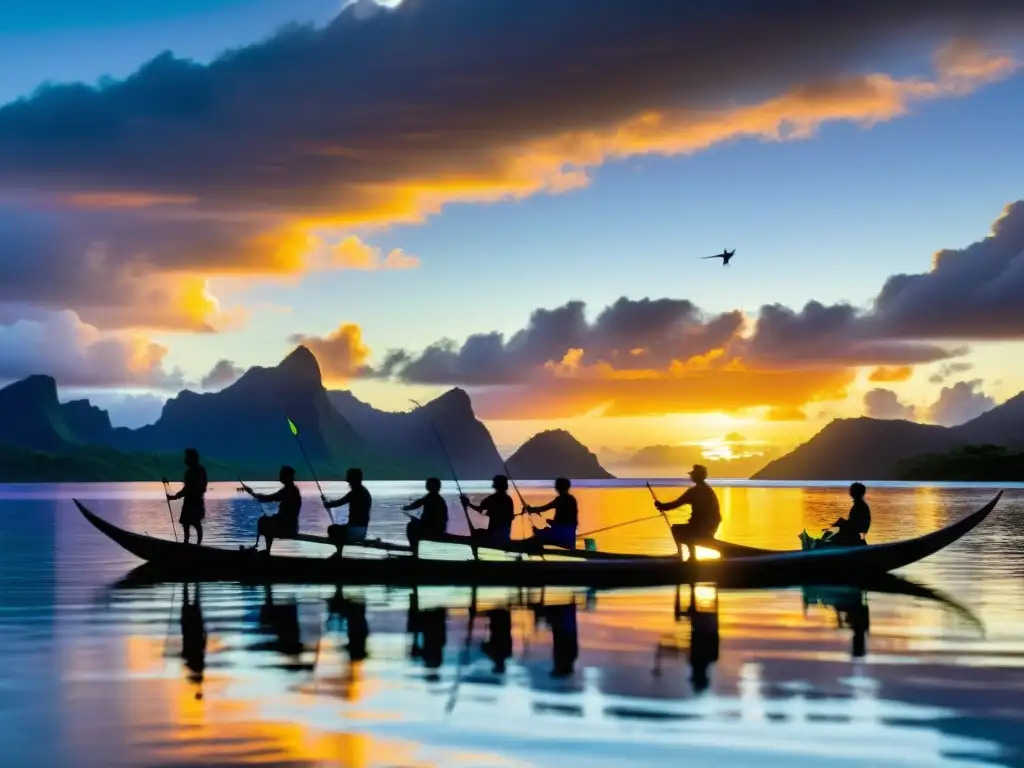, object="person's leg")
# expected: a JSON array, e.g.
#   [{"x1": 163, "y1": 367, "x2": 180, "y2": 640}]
[
  {"x1": 670, "y1": 523, "x2": 692, "y2": 559},
  {"x1": 194, "y1": 520, "x2": 203, "y2": 546},
  {"x1": 254, "y1": 516, "x2": 266, "y2": 549},
  {"x1": 182, "y1": 523, "x2": 192, "y2": 545},
  {"x1": 327, "y1": 523, "x2": 349, "y2": 558}
]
